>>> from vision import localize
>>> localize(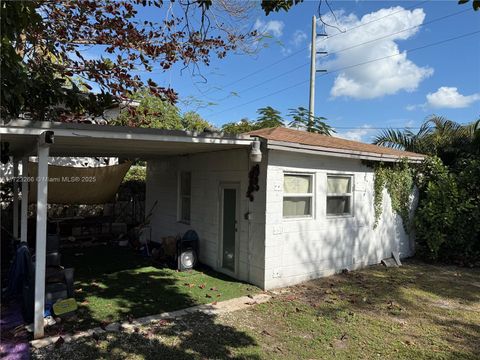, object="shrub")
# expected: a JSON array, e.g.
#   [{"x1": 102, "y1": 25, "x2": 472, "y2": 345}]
[
  {"x1": 373, "y1": 159, "x2": 414, "y2": 231},
  {"x1": 414, "y1": 157, "x2": 480, "y2": 264},
  {"x1": 123, "y1": 165, "x2": 146, "y2": 182}
]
